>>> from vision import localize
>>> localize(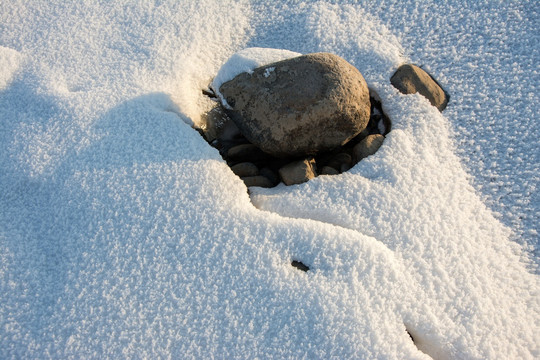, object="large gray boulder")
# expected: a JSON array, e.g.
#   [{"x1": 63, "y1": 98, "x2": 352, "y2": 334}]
[
  {"x1": 219, "y1": 53, "x2": 371, "y2": 158},
  {"x1": 390, "y1": 64, "x2": 449, "y2": 111}
]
